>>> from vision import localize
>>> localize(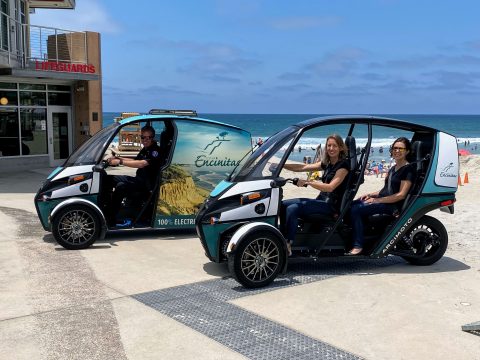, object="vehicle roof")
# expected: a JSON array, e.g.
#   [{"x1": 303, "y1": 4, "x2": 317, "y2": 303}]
[
  {"x1": 295, "y1": 115, "x2": 453, "y2": 136},
  {"x1": 118, "y1": 114, "x2": 249, "y2": 133}
]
